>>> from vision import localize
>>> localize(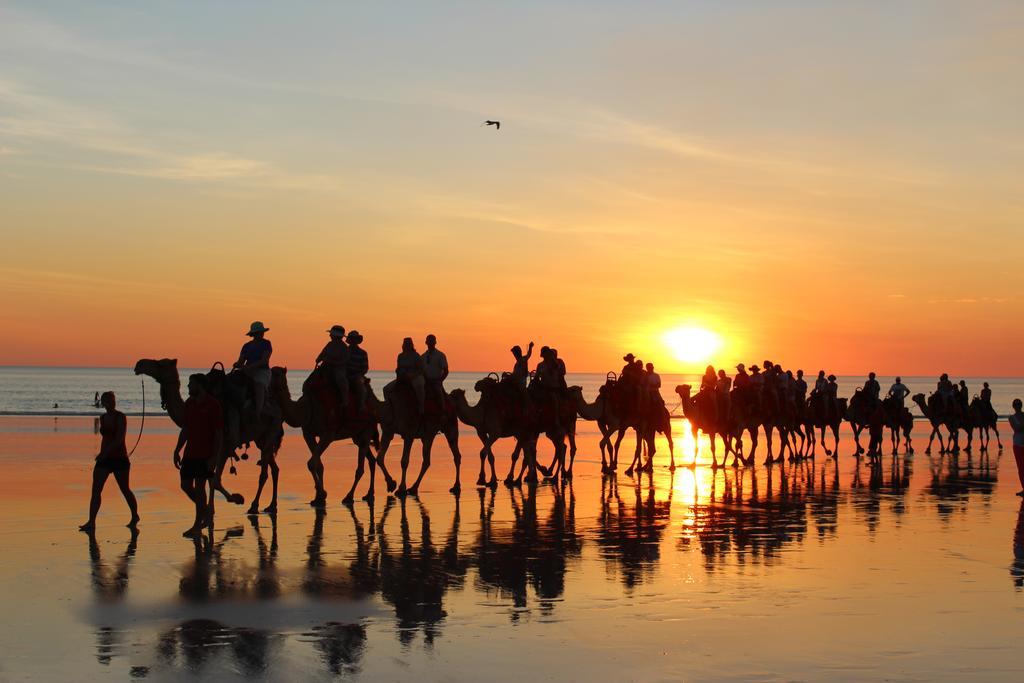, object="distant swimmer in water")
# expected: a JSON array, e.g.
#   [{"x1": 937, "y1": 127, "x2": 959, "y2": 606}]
[
  {"x1": 79, "y1": 392, "x2": 139, "y2": 531},
  {"x1": 1010, "y1": 399, "x2": 1024, "y2": 497}
]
